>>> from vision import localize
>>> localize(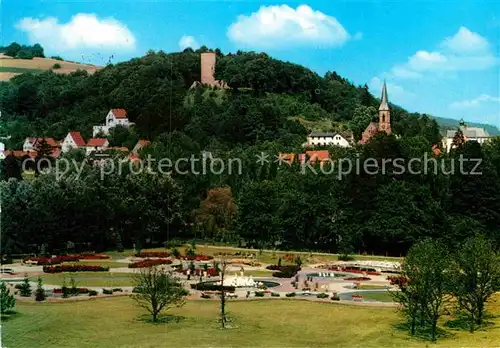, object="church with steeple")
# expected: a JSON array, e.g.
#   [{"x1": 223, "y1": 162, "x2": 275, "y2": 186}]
[{"x1": 360, "y1": 81, "x2": 392, "y2": 144}]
